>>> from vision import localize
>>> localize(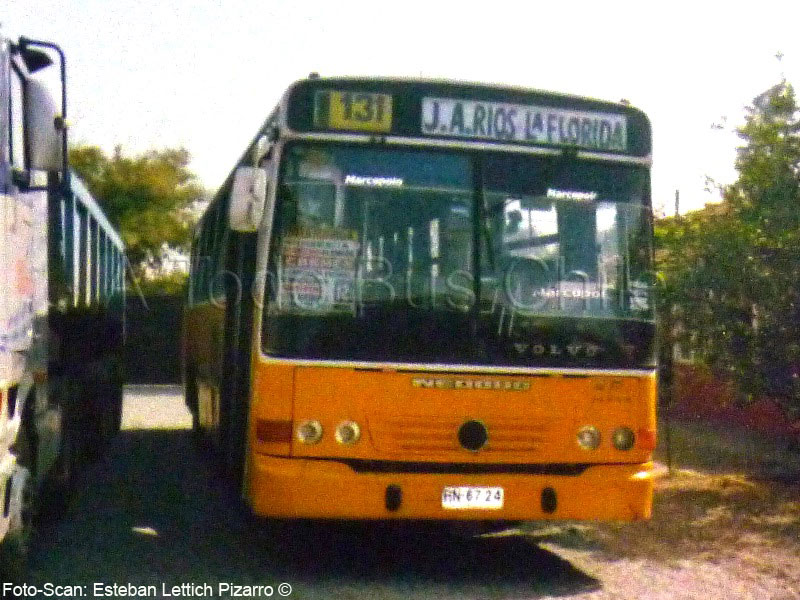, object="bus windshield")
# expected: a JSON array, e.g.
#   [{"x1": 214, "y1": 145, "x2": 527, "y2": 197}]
[{"x1": 263, "y1": 142, "x2": 654, "y2": 368}]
